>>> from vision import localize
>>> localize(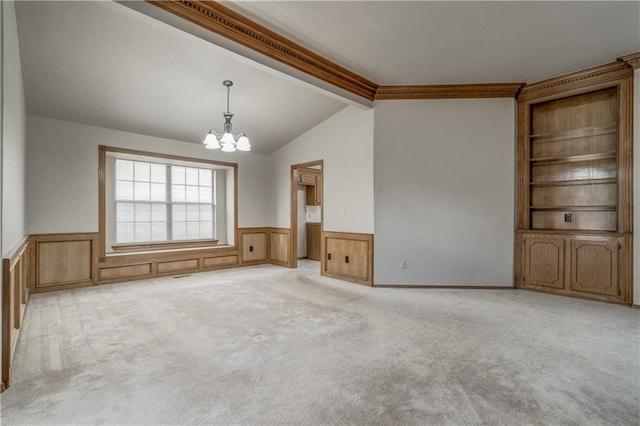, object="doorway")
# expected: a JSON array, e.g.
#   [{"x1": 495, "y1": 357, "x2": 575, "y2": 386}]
[{"x1": 289, "y1": 160, "x2": 323, "y2": 269}]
